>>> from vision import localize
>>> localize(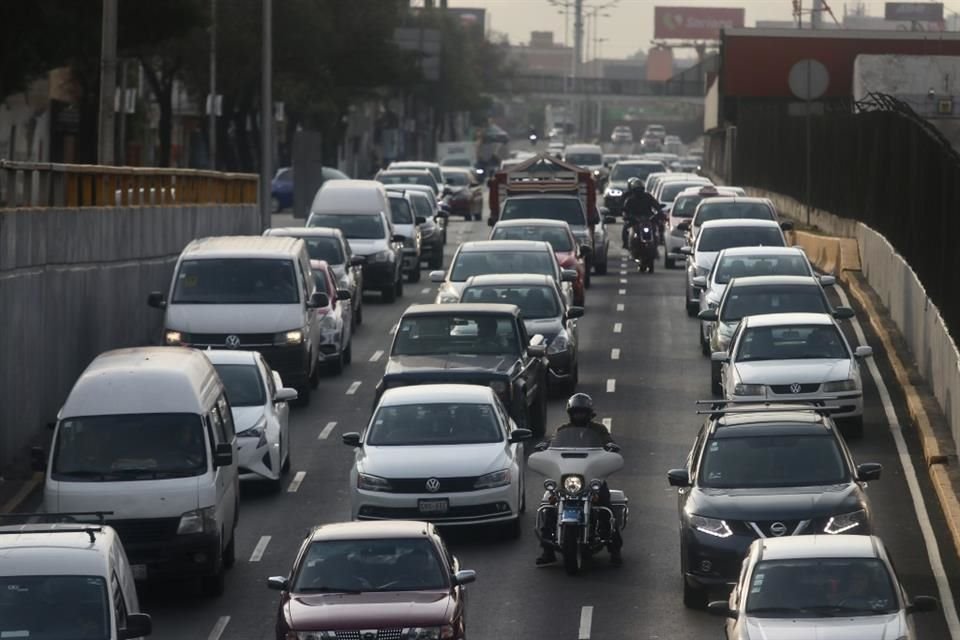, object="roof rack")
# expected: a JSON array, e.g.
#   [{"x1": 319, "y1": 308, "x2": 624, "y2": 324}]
[
  {"x1": 0, "y1": 512, "x2": 114, "y2": 544},
  {"x1": 695, "y1": 398, "x2": 842, "y2": 417}
]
